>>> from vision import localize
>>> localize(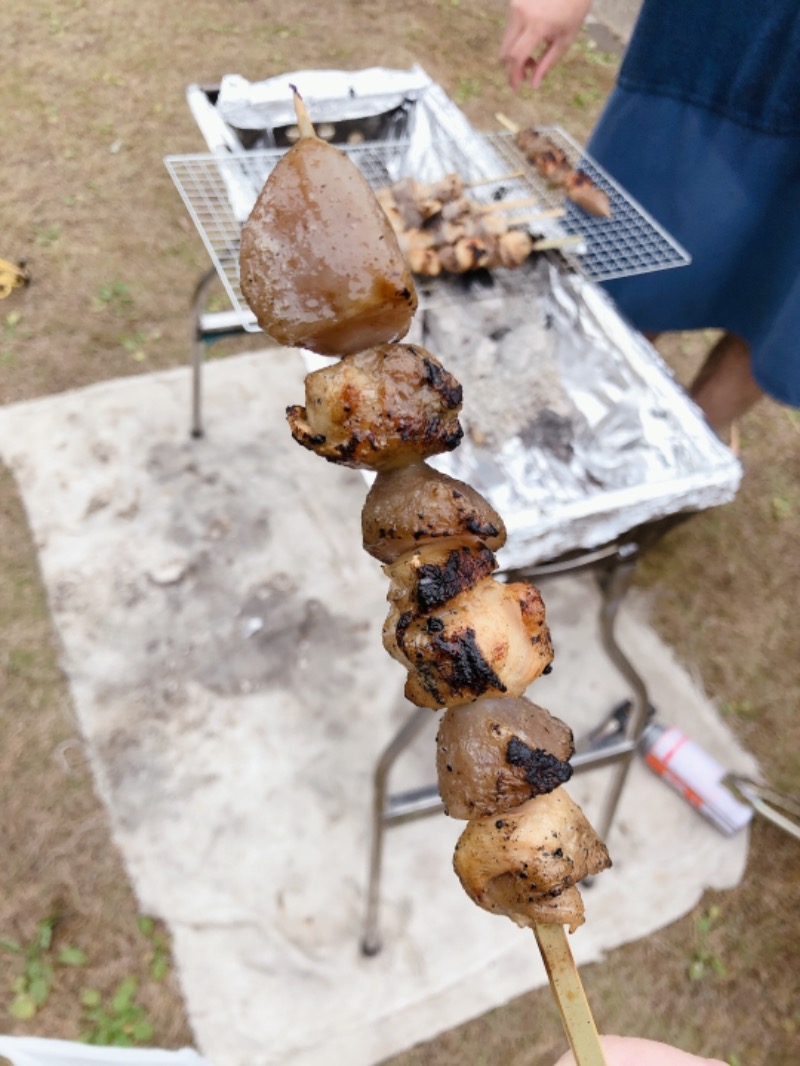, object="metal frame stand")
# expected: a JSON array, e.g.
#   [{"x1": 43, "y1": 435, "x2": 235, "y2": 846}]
[
  {"x1": 361, "y1": 540, "x2": 652, "y2": 956},
  {"x1": 190, "y1": 267, "x2": 253, "y2": 438}
]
